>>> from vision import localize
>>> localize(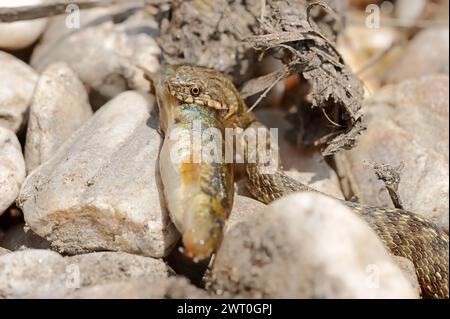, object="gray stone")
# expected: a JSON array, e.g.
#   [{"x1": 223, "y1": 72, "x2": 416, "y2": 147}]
[
  {"x1": 392, "y1": 256, "x2": 422, "y2": 298},
  {"x1": 0, "y1": 249, "x2": 69, "y2": 298},
  {"x1": 25, "y1": 62, "x2": 93, "y2": 173},
  {"x1": 17, "y1": 91, "x2": 179, "y2": 257},
  {"x1": 338, "y1": 76, "x2": 449, "y2": 231},
  {"x1": 208, "y1": 193, "x2": 417, "y2": 298},
  {"x1": 66, "y1": 252, "x2": 170, "y2": 287},
  {"x1": 395, "y1": 0, "x2": 426, "y2": 21},
  {"x1": 0, "y1": 247, "x2": 10, "y2": 255},
  {"x1": 0, "y1": 249, "x2": 170, "y2": 298},
  {"x1": 0, "y1": 51, "x2": 38, "y2": 132},
  {"x1": 255, "y1": 109, "x2": 344, "y2": 199},
  {"x1": 225, "y1": 193, "x2": 265, "y2": 235},
  {"x1": 0, "y1": 127, "x2": 26, "y2": 215},
  {"x1": 30, "y1": 5, "x2": 160, "y2": 100},
  {"x1": 67, "y1": 276, "x2": 209, "y2": 299},
  {"x1": 384, "y1": 28, "x2": 449, "y2": 84},
  {"x1": 0, "y1": 0, "x2": 48, "y2": 50}
]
